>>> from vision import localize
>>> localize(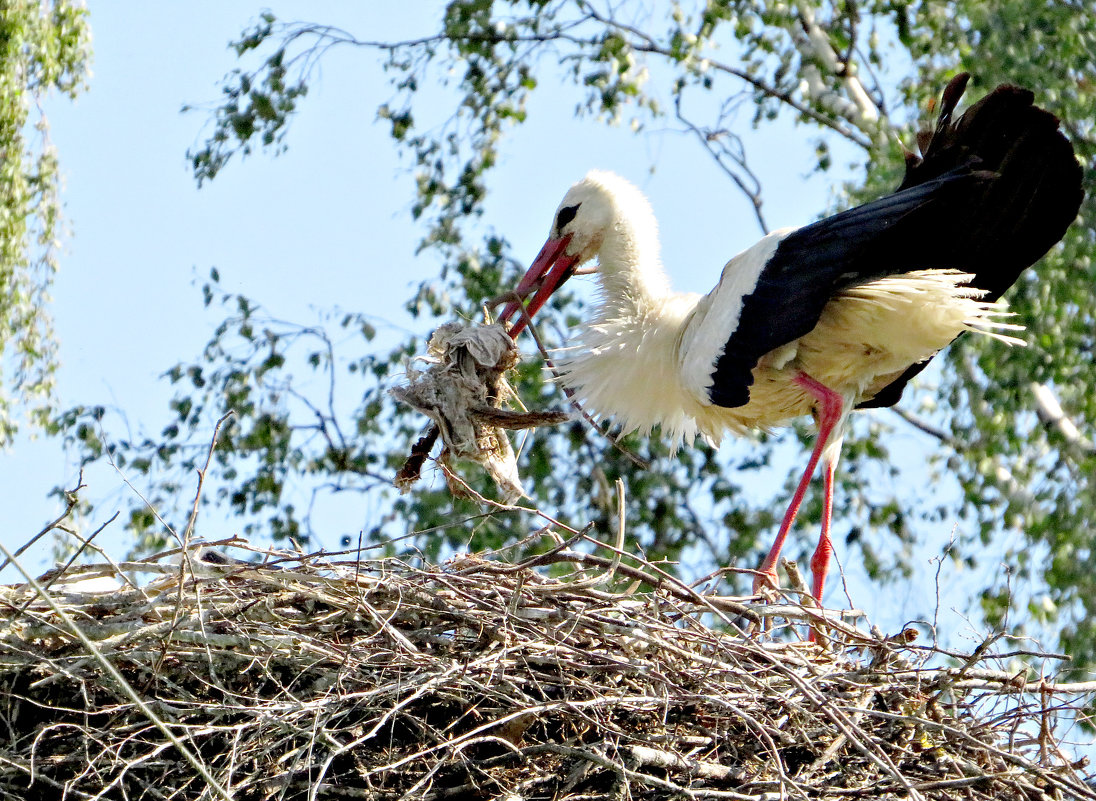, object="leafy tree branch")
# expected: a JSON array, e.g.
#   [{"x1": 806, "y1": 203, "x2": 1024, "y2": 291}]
[{"x1": 0, "y1": 1, "x2": 90, "y2": 443}]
